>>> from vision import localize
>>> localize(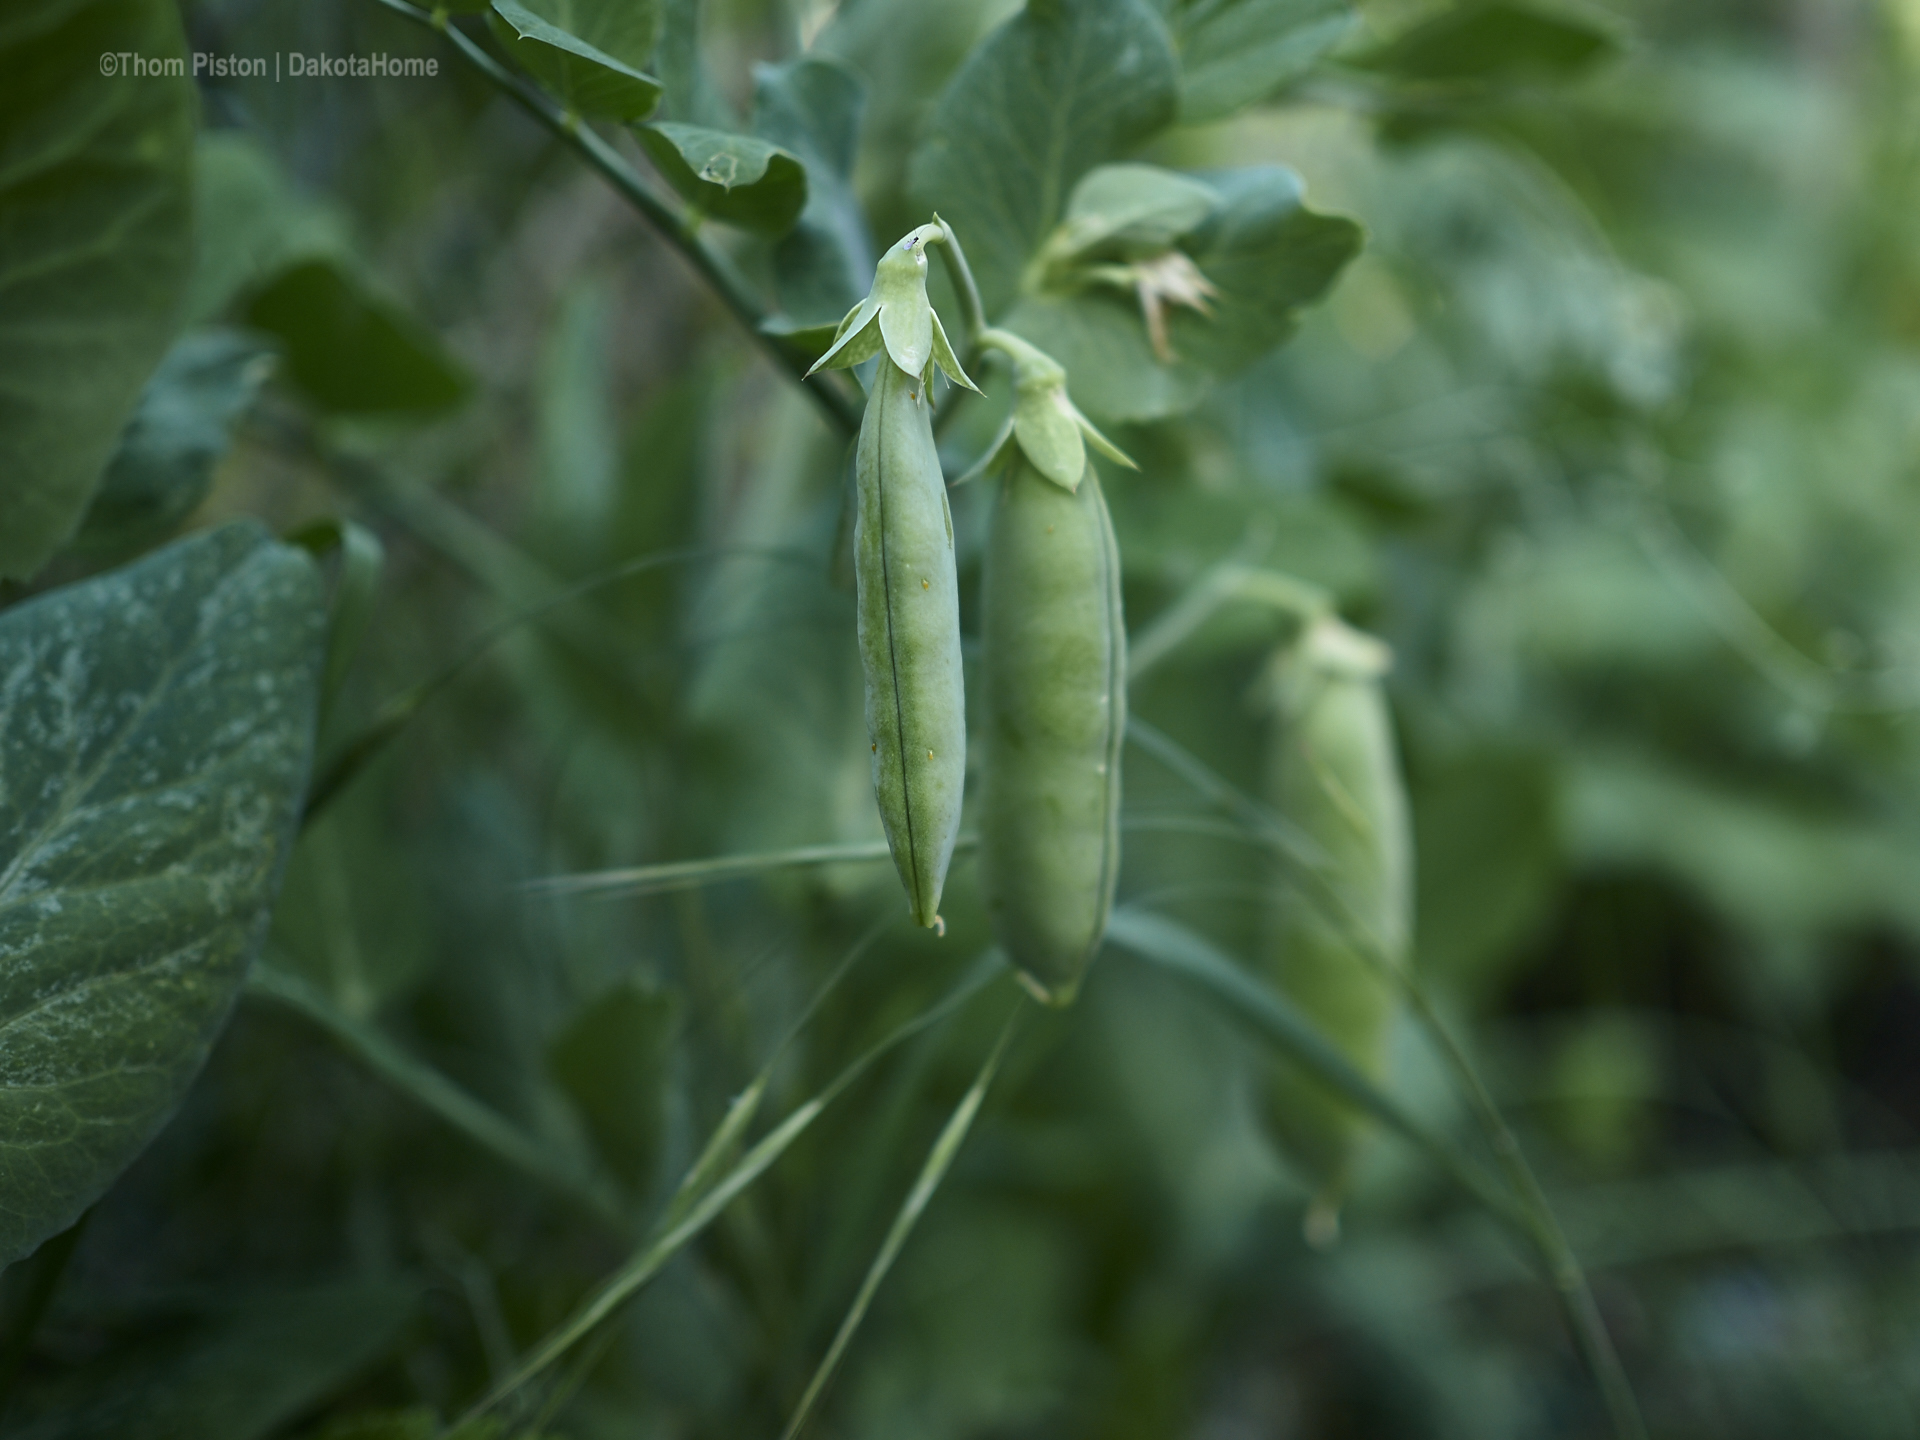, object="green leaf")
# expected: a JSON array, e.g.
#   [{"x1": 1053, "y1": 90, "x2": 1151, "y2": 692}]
[
  {"x1": 488, "y1": 0, "x2": 663, "y2": 122},
  {"x1": 636, "y1": 122, "x2": 808, "y2": 236},
  {"x1": 1161, "y1": 0, "x2": 1356, "y2": 122},
  {"x1": 0, "y1": 523, "x2": 326, "y2": 1268},
  {"x1": 1049, "y1": 163, "x2": 1221, "y2": 262},
  {"x1": 72, "y1": 329, "x2": 278, "y2": 557},
  {"x1": 186, "y1": 132, "x2": 352, "y2": 325},
  {"x1": 1352, "y1": 0, "x2": 1620, "y2": 87},
  {"x1": 0, "y1": 0, "x2": 196, "y2": 581},
  {"x1": 2, "y1": 1281, "x2": 416, "y2": 1440},
  {"x1": 549, "y1": 983, "x2": 677, "y2": 1192},
  {"x1": 910, "y1": 0, "x2": 1181, "y2": 314},
  {"x1": 655, "y1": 0, "x2": 733, "y2": 127},
  {"x1": 243, "y1": 259, "x2": 471, "y2": 416},
  {"x1": 753, "y1": 56, "x2": 874, "y2": 324},
  {"x1": 1004, "y1": 167, "x2": 1362, "y2": 421}
]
